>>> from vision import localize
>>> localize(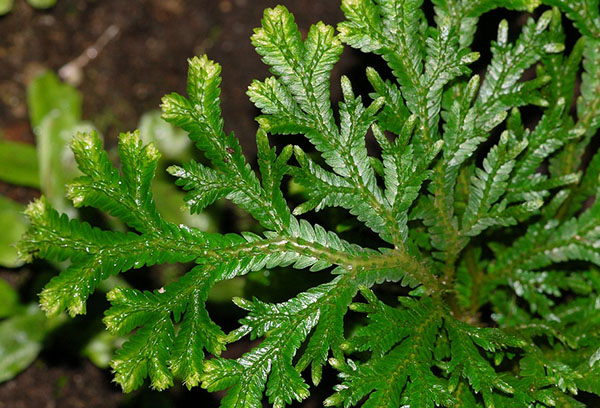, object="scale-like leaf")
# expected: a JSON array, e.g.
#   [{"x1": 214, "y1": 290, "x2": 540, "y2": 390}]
[{"x1": 16, "y1": 1, "x2": 600, "y2": 407}]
